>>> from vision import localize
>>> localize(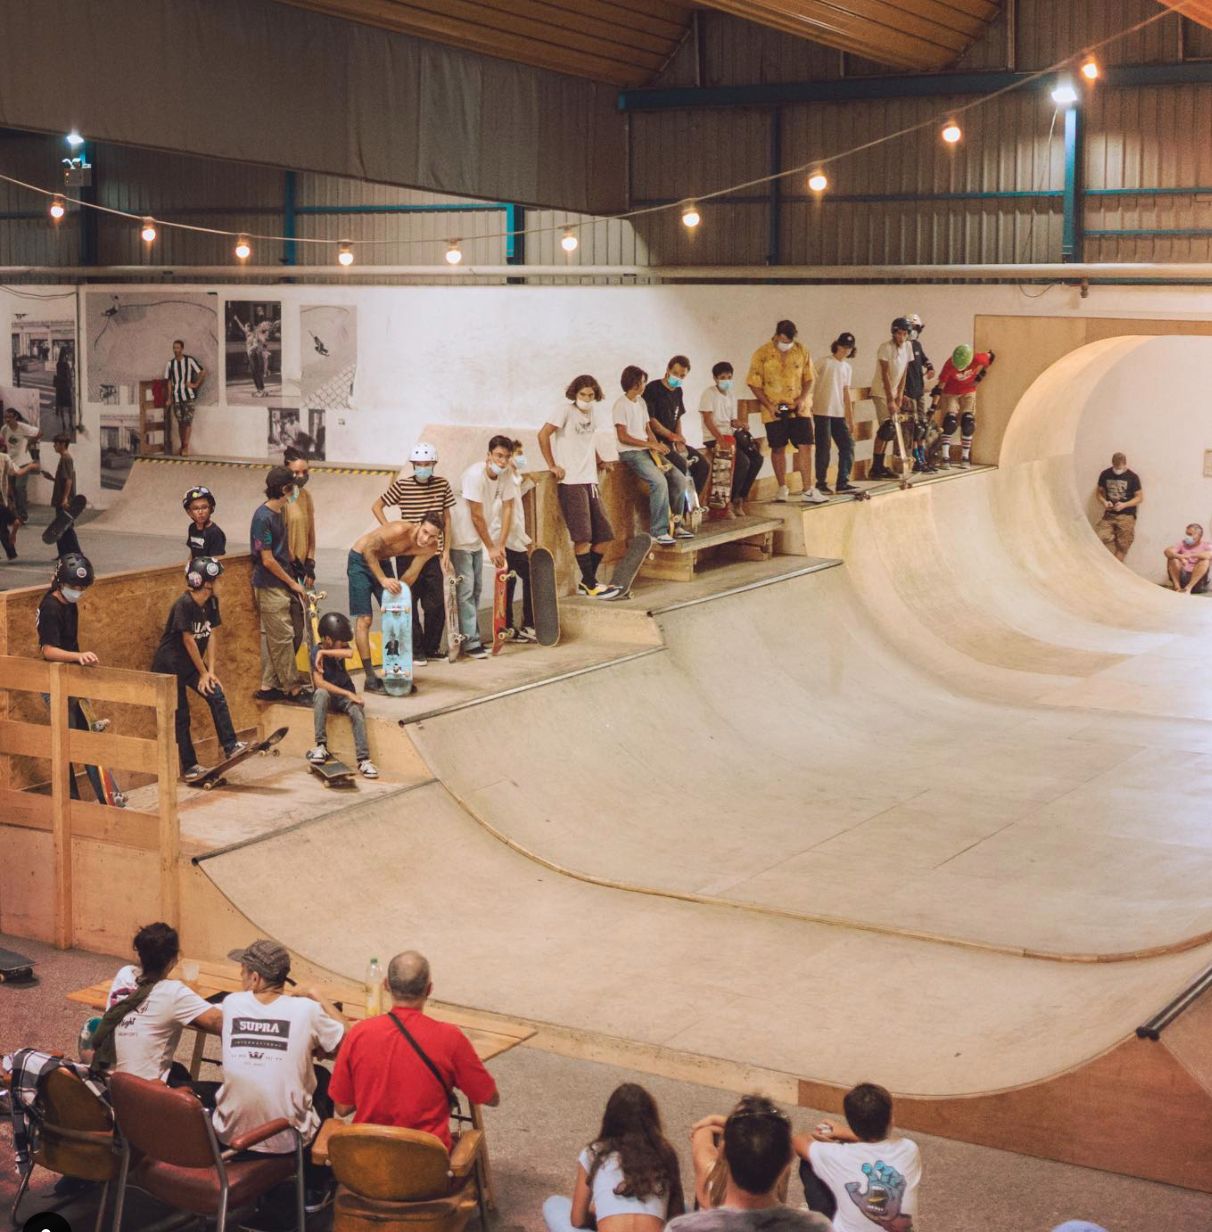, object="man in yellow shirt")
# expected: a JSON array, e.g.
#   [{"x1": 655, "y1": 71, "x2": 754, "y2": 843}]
[{"x1": 746, "y1": 320, "x2": 826, "y2": 504}]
